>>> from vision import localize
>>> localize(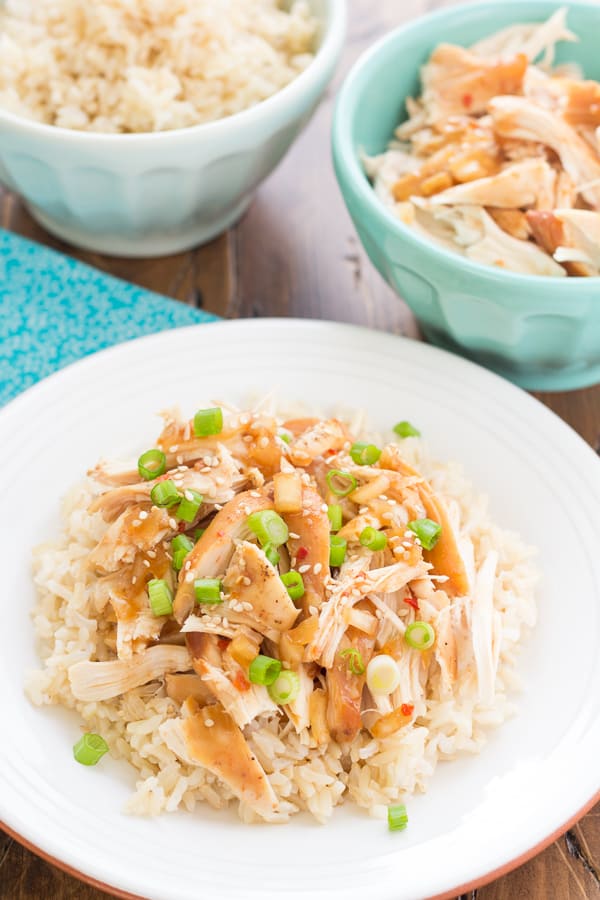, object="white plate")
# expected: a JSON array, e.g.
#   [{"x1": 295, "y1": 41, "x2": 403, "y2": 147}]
[{"x1": 1, "y1": 319, "x2": 599, "y2": 900}]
